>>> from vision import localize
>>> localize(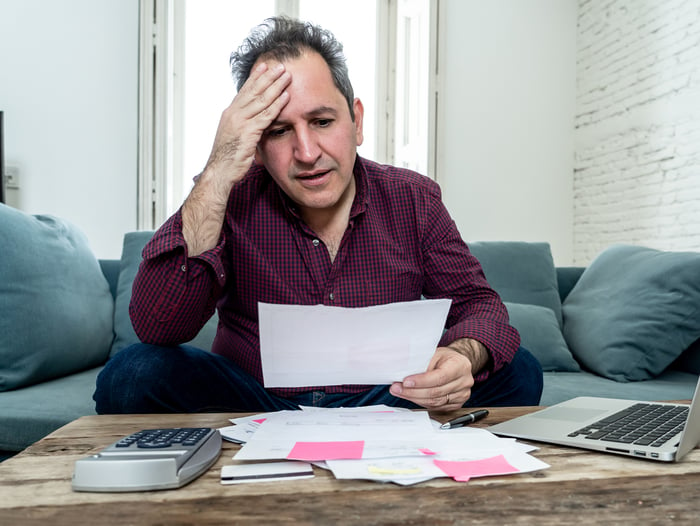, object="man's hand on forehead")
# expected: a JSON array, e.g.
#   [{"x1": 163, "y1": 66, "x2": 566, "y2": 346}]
[
  {"x1": 241, "y1": 61, "x2": 291, "y2": 125},
  {"x1": 204, "y1": 61, "x2": 291, "y2": 175}
]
